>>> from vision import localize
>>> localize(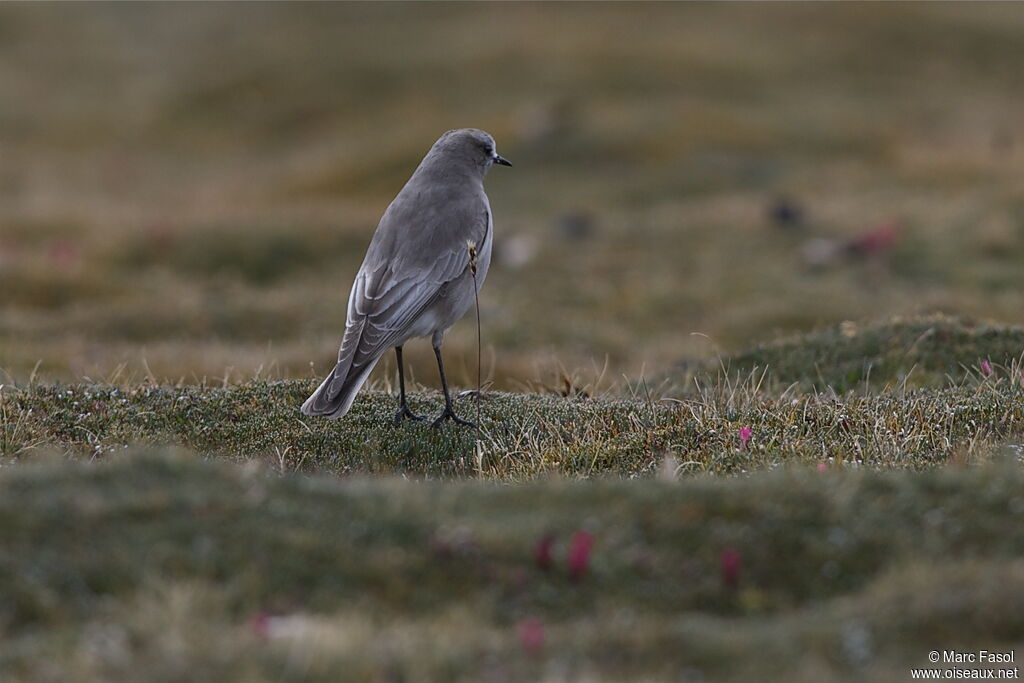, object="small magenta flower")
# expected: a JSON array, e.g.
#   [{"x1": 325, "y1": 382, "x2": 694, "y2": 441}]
[
  {"x1": 49, "y1": 239, "x2": 80, "y2": 268},
  {"x1": 739, "y1": 427, "x2": 752, "y2": 450},
  {"x1": 534, "y1": 534, "x2": 554, "y2": 572},
  {"x1": 249, "y1": 611, "x2": 272, "y2": 639},
  {"x1": 567, "y1": 530, "x2": 593, "y2": 581},
  {"x1": 817, "y1": 462, "x2": 828, "y2": 472},
  {"x1": 518, "y1": 618, "x2": 545, "y2": 655},
  {"x1": 980, "y1": 360, "x2": 993, "y2": 377},
  {"x1": 721, "y1": 548, "x2": 741, "y2": 590}
]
